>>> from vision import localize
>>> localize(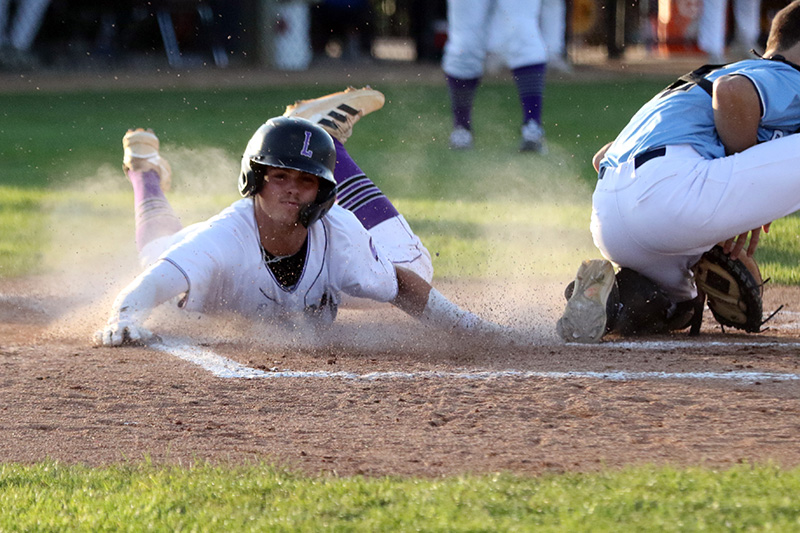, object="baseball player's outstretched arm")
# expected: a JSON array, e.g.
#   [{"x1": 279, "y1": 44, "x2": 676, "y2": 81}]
[
  {"x1": 95, "y1": 260, "x2": 189, "y2": 346},
  {"x1": 392, "y1": 266, "x2": 509, "y2": 336},
  {"x1": 712, "y1": 74, "x2": 760, "y2": 155}
]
